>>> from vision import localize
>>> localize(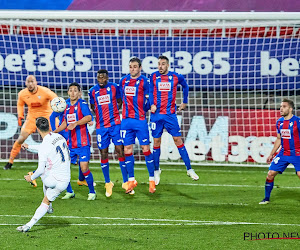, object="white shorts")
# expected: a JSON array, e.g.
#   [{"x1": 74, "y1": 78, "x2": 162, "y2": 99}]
[{"x1": 42, "y1": 175, "x2": 69, "y2": 202}]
